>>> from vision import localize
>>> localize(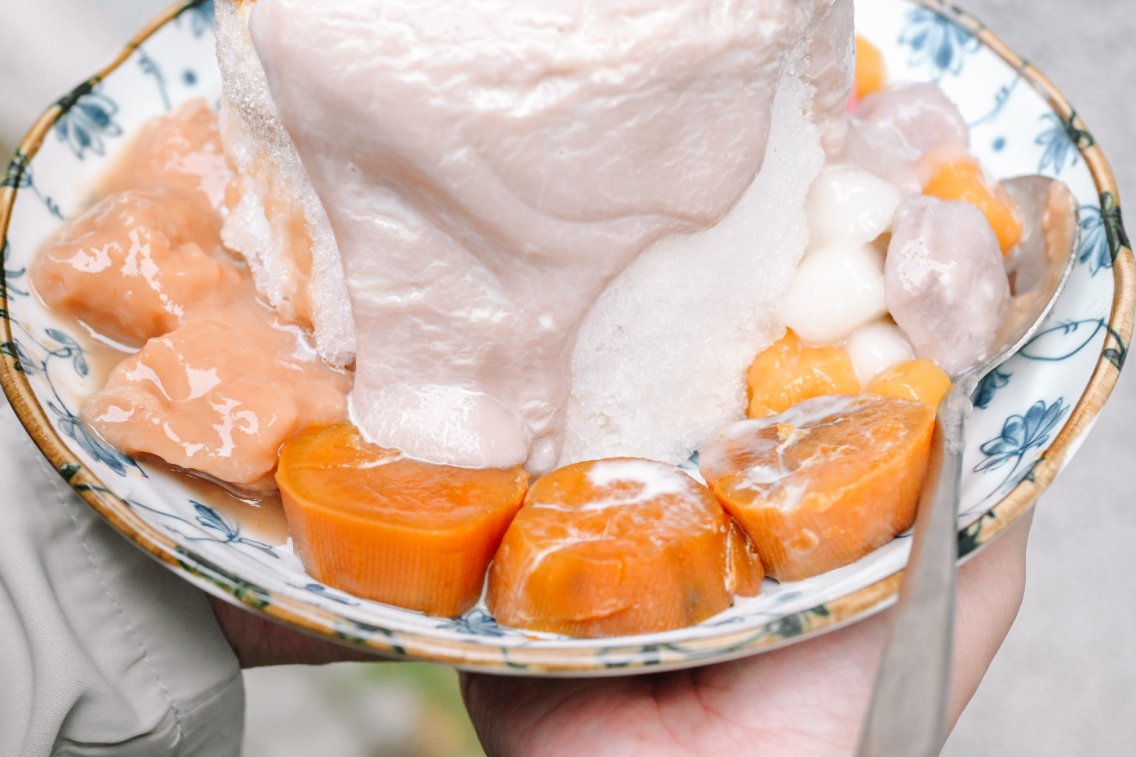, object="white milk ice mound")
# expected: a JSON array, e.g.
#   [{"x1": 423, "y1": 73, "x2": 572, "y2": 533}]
[
  {"x1": 221, "y1": 0, "x2": 853, "y2": 470},
  {"x1": 562, "y1": 69, "x2": 825, "y2": 465}
]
